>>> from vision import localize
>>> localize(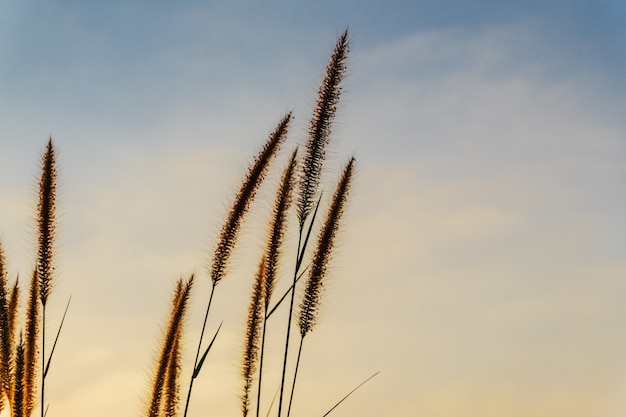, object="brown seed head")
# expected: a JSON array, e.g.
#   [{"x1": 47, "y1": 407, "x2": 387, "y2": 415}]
[
  {"x1": 298, "y1": 29, "x2": 350, "y2": 229},
  {"x1": 211, "y1": 114, "x2": 291, "y2": 285},
  {"x1": 299, "y1": 157, "x2": 355, "y2": 337}
]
